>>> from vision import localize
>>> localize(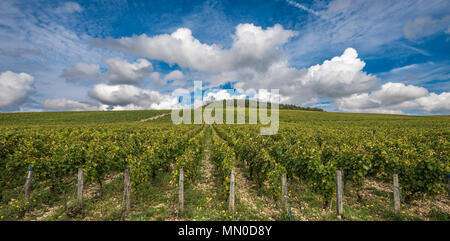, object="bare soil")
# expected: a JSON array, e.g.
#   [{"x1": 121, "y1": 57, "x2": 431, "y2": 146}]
[{"x1": 139, "y1": 113, "x2": 169, "y2": 122}]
